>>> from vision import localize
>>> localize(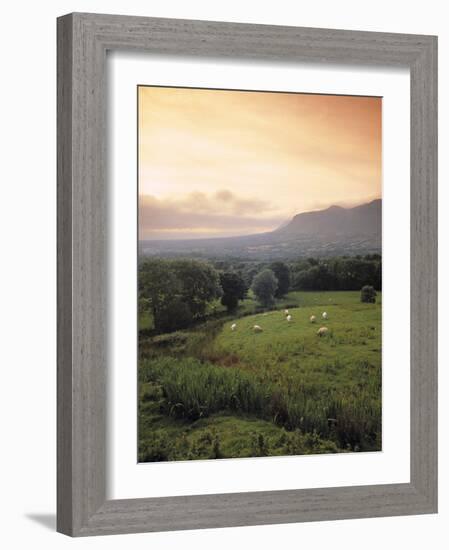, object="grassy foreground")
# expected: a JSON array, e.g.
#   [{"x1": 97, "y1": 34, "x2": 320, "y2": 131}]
[{"x1": 139, "y1": 291, "x2": 382, "y2": 461}]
